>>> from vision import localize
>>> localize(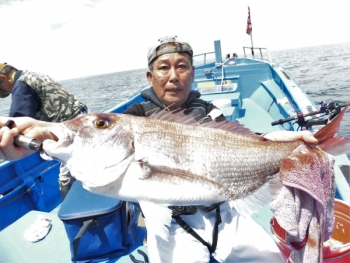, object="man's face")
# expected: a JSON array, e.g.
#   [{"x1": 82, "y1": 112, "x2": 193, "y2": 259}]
[
  {"x1": 0, "y1": 75, "x2": 13, "y2": 93},
  {"x1": 147, "y1": 52, "x2": 194, "y2": 109}
]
